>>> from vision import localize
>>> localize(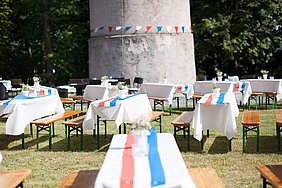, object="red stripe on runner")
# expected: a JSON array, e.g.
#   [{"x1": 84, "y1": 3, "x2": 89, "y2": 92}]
[
  {"x1": 205, "y1": 94, "x2": 213, "y2": 105},
  {"x1": 98, "y1": 97, "x2": 115, "y2": 107},
  {"x1": 178, "y1": 86, "x2": 182, "y2": 92},
  {"x1": 120, "y1": 134, "x2": 134, "y2": 188},
  {"x1": 235, "y1": 83, "x2": 239, "y2": 92}
]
